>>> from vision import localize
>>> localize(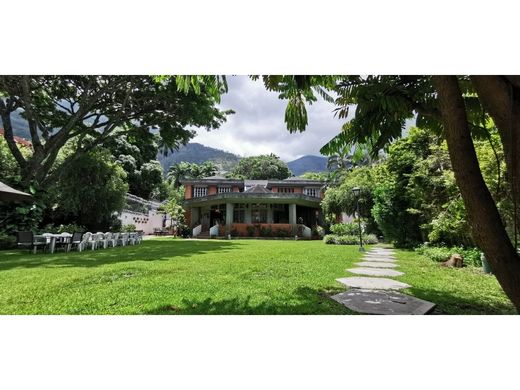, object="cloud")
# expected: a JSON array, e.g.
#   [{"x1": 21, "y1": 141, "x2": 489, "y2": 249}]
[{"x1": 191, "y1": 76, "x2": 345, "y2": 161}]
